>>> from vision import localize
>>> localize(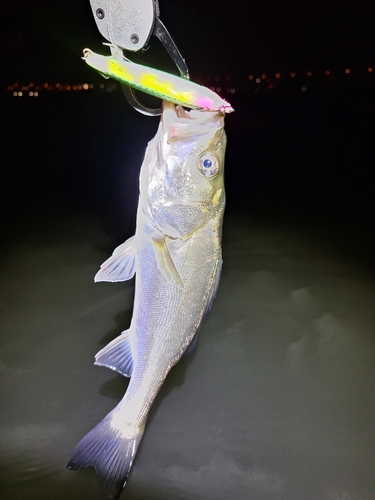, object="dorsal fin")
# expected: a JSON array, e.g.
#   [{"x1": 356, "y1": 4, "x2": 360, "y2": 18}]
[{"x1": 203, "y1": 259, "x2": 223, "y2": 317}]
